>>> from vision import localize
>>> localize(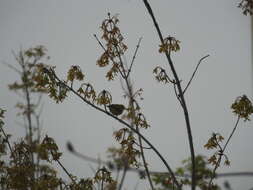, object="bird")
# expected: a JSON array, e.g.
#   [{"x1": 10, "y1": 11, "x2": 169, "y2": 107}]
[{"x1": 107, "y1": 104, "x2": 125, "y2": 116}]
